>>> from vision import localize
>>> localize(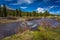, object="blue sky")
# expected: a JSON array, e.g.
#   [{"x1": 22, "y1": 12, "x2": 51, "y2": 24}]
[{"x1": 0, "y1": 0, "x2": 60, "y2": 14}]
